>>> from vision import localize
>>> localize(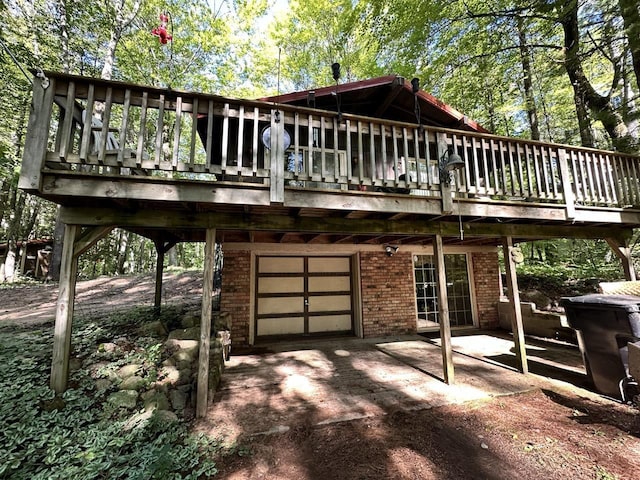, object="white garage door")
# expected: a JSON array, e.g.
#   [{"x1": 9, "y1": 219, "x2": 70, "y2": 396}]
[{"x1": 255, "y1": 256, "x2": 354, "y2": 338}]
